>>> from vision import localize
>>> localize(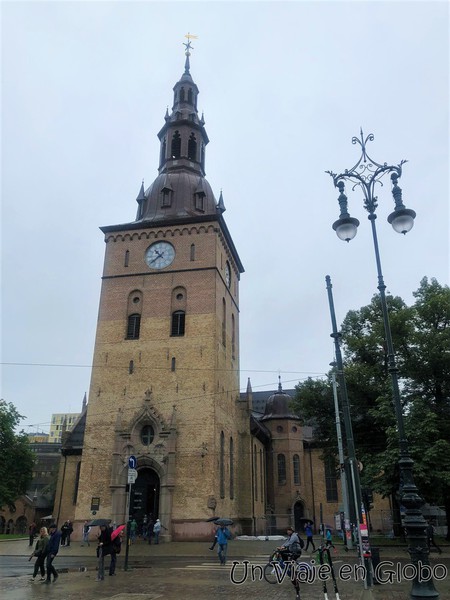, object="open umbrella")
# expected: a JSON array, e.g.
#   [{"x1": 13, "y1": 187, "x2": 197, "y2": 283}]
[
  {"x1": 111, "y1": 524, "x2": 126, "y2": 541},
  {"x1": 215, "y1": 518, "x2": 233, "y2": 526},
  {"x1": 206, "y1": 516, "x2": 220, "y2": 522},
  {"x1": 88, "y1": 518, "x2": 111, "y2": 527}
]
